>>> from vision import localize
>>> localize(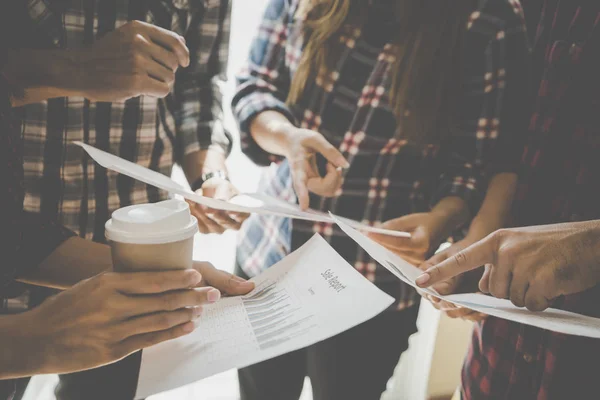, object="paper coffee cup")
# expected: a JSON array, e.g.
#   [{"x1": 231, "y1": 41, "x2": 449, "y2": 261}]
[{"x1": 105, "y1": 199, "x2": 198, "y2": 272}]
